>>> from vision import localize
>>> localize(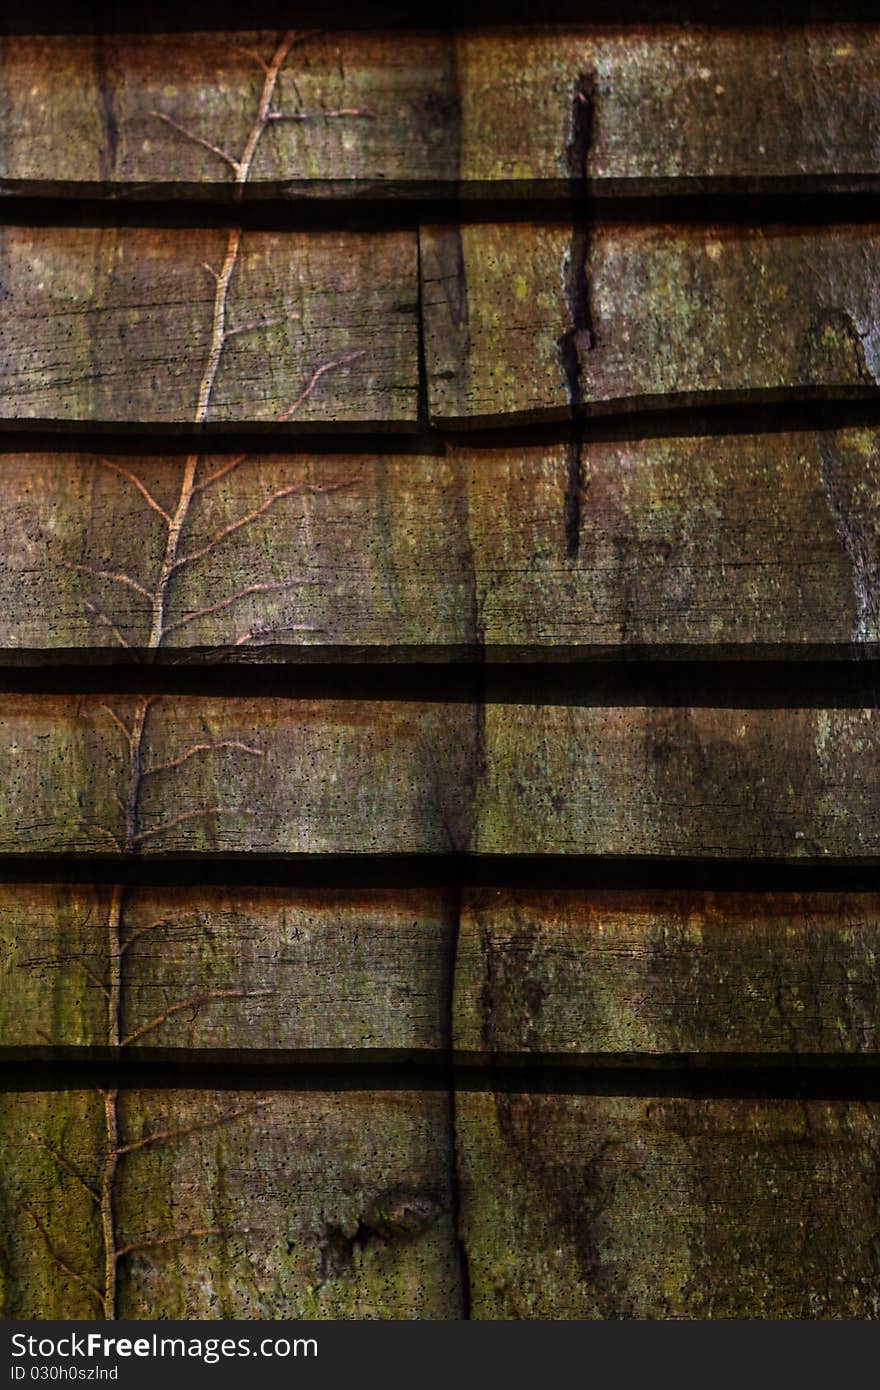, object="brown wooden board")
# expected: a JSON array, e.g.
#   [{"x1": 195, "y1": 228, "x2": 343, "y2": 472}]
[
  {"x1": 0, "y1": 226, "x2": 418, "y2": 429},
  {"x1": 456, "y1": 1091, "x2": 880, "y2": 1318},
  {"x1": 0, "y1": 885, "x2": 455, "y2": 1055},
  {"x1": 0, "y1": 31, "x2": 457, "y2": 198},
  {"x1": 3, "y1": 29, "x2": 880, "y2": 198},
  {"x1": 422, "y1": 223, "x2": 880, "y2": 425},
  {"x1": 1, "y1": 696, "x2": 880, "y2": 860},
  {"x1": 0, "y1": 1087, "x2": 461, "y2": 1318},
  {"x1": 2, "y1": 427, "x2": 879, "y2": 661},
  {"x1": 478, "y1": 704, "x2": 880, "y2": 860},
  {"x1": 0, "y1": 695, "x2": 477, "y2": 856},
  {"x1": 457, "y1": 27, "x2": 880, "y2": 194},
  {"x1": 455, "y1": 890, "x2": 880, "y2": 1058}
]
